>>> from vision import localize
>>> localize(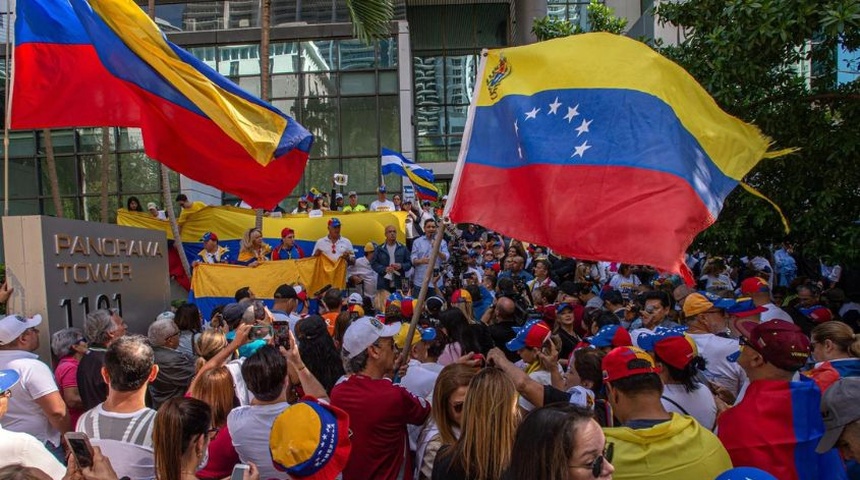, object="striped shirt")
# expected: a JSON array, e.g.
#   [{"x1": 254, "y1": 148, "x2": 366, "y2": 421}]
[{"x1": 77, "y1": 404, "x2": 156, "y2": 448}]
